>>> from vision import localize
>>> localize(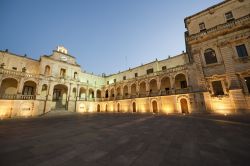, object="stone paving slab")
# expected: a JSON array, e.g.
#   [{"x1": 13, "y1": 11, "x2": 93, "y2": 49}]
[{"x1": 0, "y1": 113, "x2": 250, "y2": 166}]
